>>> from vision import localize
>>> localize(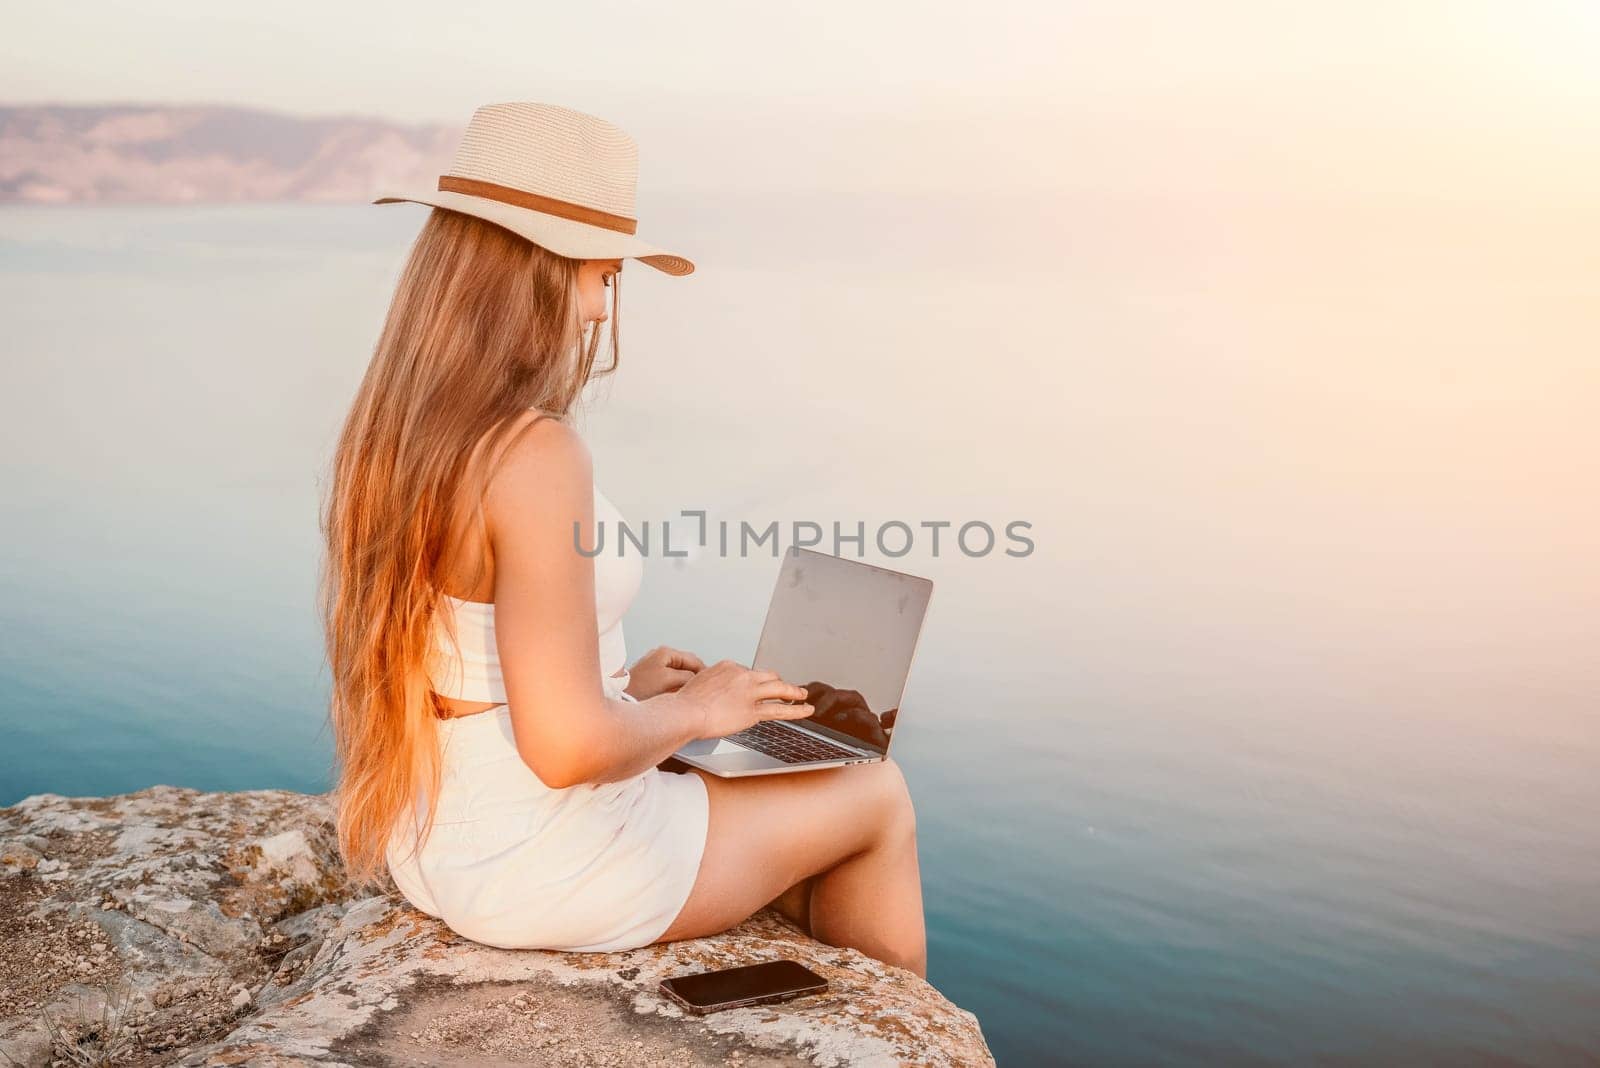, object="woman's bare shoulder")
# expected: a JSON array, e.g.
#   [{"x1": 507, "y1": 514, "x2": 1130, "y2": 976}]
[
  {"x1": 482, "y1": 410, "x2": 593, "y2": 530},
  {"x1": 503, "y1": 409, "x2": 590, "y2": 473}
]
